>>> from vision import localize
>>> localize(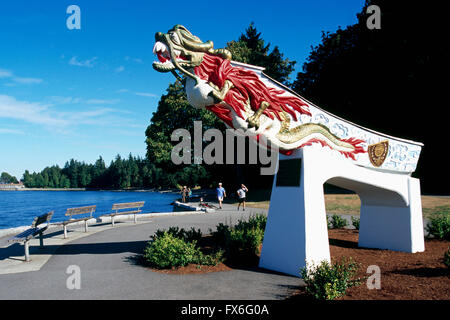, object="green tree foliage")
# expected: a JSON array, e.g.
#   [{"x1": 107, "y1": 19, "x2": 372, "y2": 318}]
[
  {"x1": 0, "y1": 172, "x2": 19, "y2": 184},
  {"x1": 291, "y1": 0, "x2": 442, "y2": 193},
  {"x1": 144, "y1": 23, "x2": 296, "y2": 189},
  {"x1": 20, "y1": 155, "x2": 158, "y2": 189},
  {"x1": 145, "y1": 81, "x2": 223, "y2": 189},
  {"x1": 227, "y1": 22, "x2": 296, "y2": 85}
]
